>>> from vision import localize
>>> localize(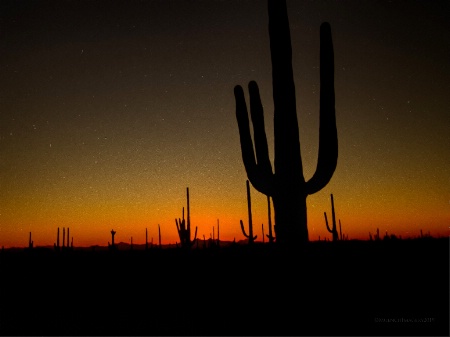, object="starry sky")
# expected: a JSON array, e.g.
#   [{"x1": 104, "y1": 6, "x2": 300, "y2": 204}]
[{"x1": 1, "y1": 0, "x2": 449, "y2": 248}]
